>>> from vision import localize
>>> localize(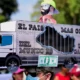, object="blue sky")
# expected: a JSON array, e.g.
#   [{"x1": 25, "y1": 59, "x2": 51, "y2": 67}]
[{"x1": 11, "y1": 0, "x2": 37, "y2": 21}]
